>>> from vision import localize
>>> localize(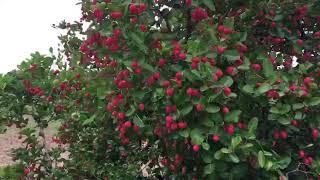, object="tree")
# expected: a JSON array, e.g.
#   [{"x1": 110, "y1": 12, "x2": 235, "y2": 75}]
[{"x1": 1, "y1": 0, "x2": 320, "y2": 179}]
